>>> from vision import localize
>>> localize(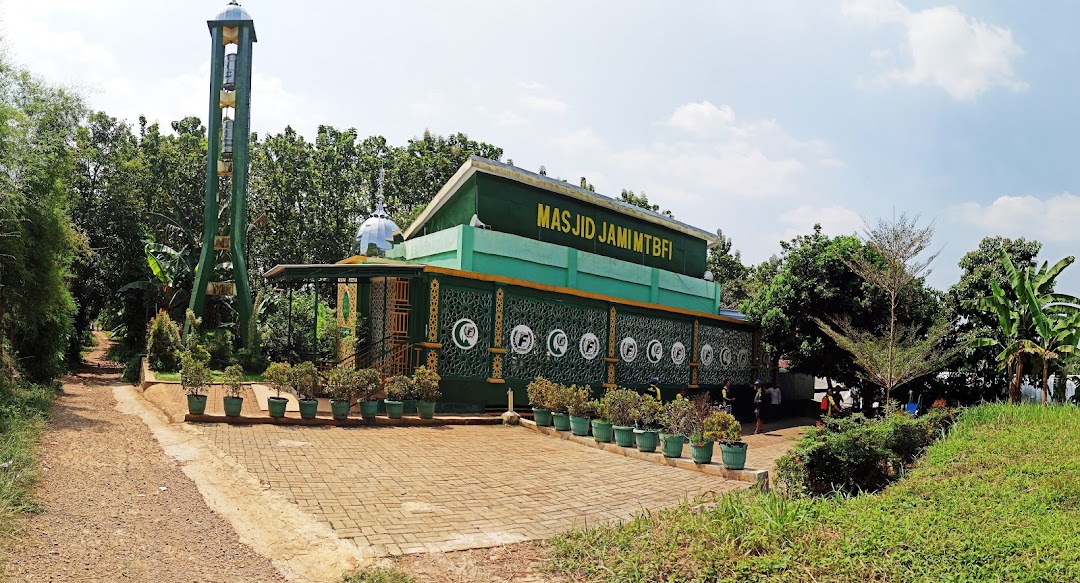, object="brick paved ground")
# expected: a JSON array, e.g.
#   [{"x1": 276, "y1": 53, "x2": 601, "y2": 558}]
[{"x1": 194, "y1": 424, "x2": 746, "y2": 557}]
